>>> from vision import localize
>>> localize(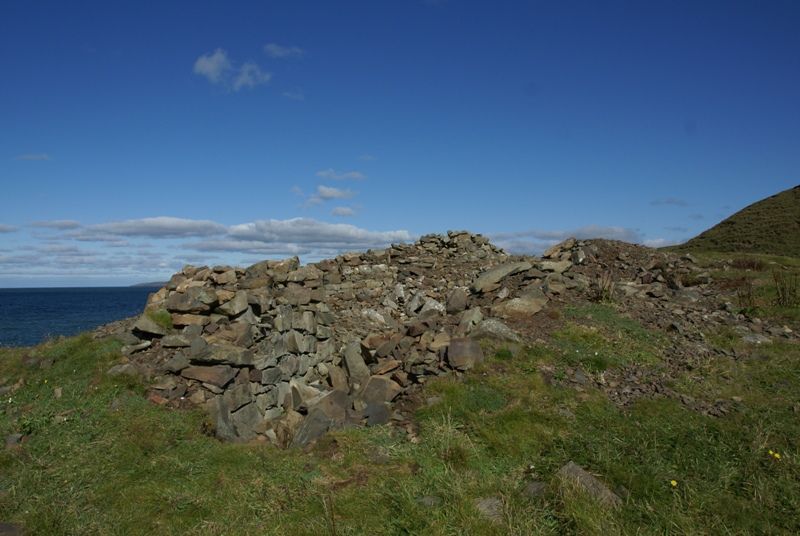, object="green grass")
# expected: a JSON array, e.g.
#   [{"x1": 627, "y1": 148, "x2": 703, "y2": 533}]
[
  {"x1": 2, "y1": 317, "x2": 800, "y2": 534},
  {"x1": 145, "y1": 308, "x2": 173, "y2": 330}
]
